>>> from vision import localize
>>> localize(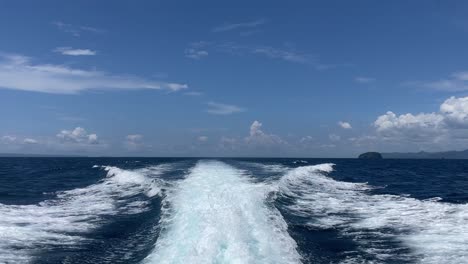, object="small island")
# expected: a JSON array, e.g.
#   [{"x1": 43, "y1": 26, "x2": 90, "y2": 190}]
[{"x1": 358, "y1": 152, "x2": 383, "y2": 159}]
